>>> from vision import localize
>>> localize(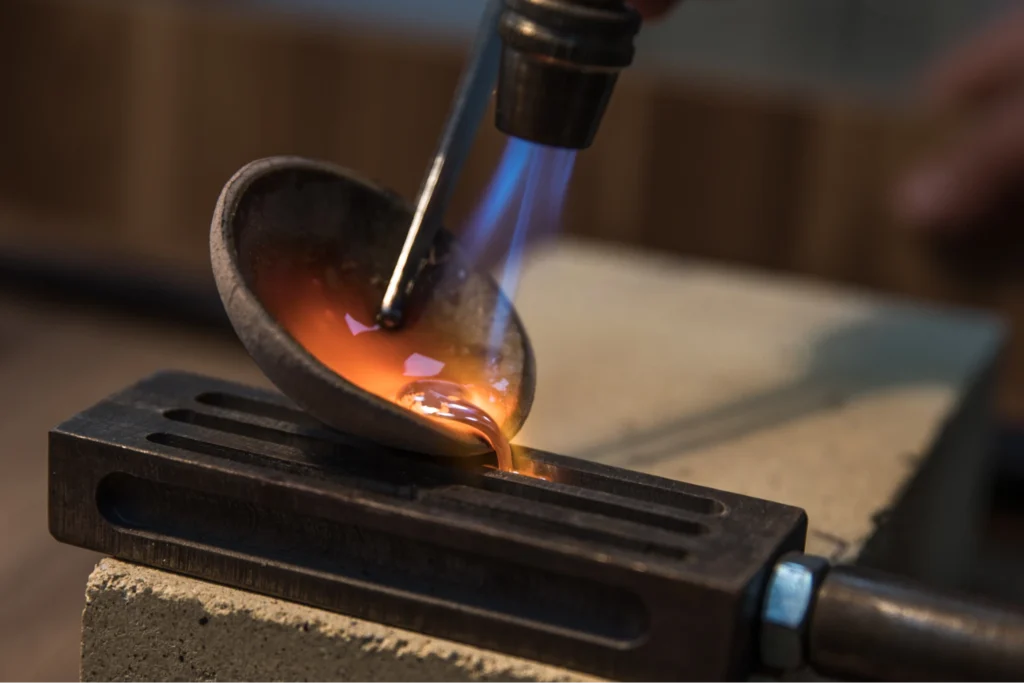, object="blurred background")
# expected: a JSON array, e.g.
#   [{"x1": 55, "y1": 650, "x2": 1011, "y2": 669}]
[{"x1": 4, "y1": 0, "x2": 1024, "y2": 679}]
